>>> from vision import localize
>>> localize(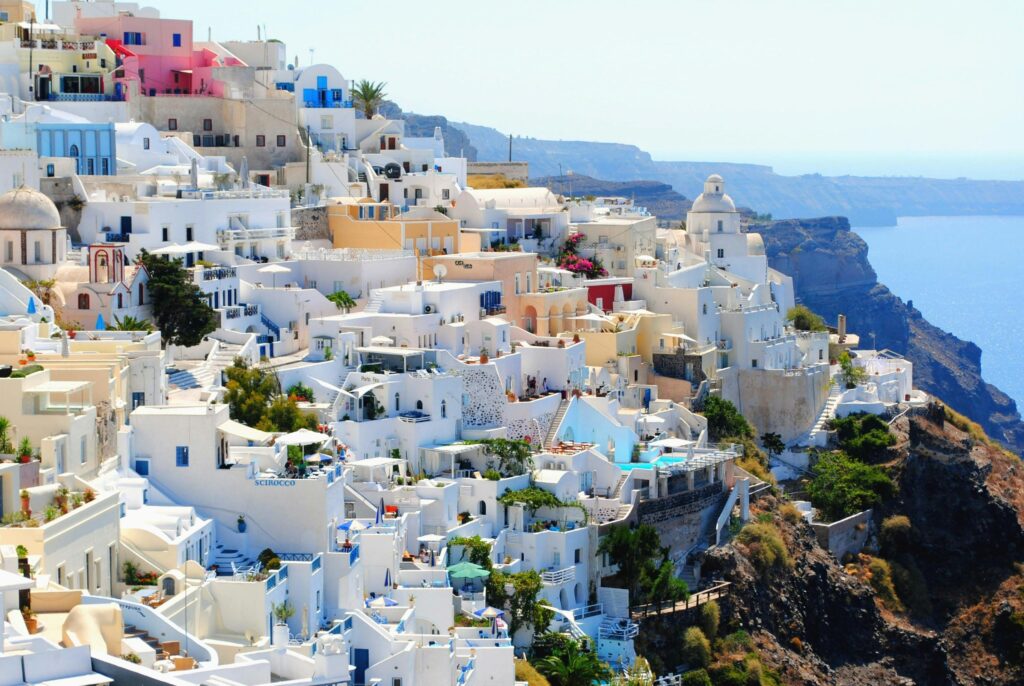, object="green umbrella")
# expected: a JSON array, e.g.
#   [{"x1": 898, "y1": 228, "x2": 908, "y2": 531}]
[{"x1": 447, "y1": 561, "x2": 491, "y2": 579}]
